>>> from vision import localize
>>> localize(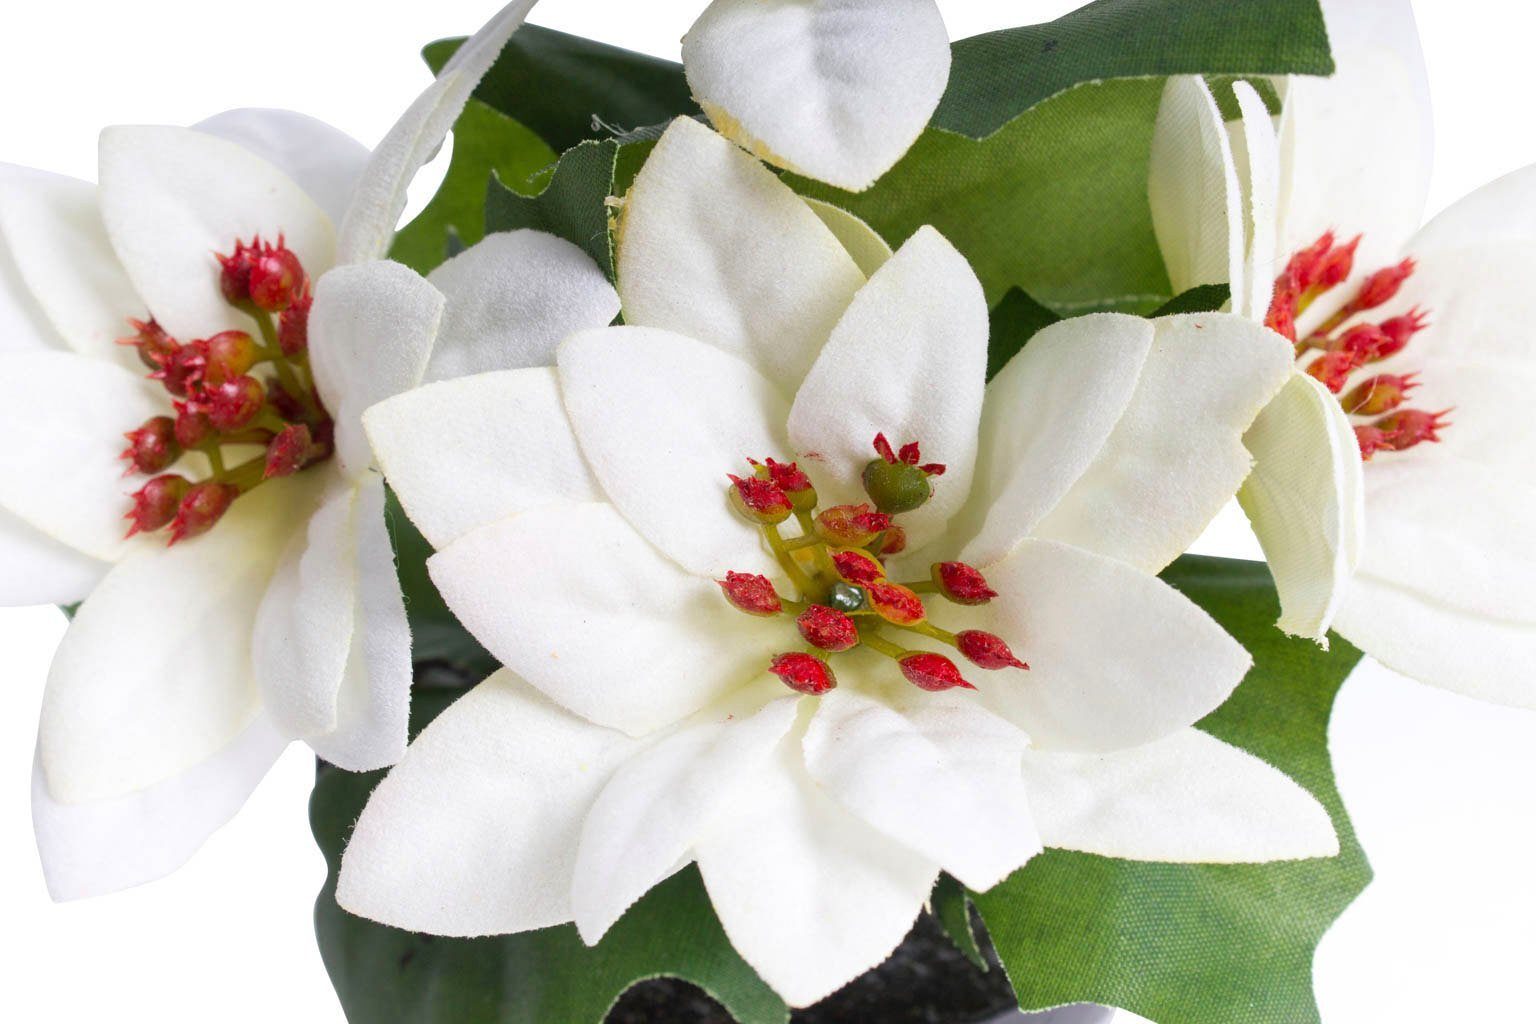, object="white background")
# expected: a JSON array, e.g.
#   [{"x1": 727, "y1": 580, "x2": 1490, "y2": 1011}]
[{"x1": 0, "y1": 2, "x2": 1531, "y2": 1021}]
